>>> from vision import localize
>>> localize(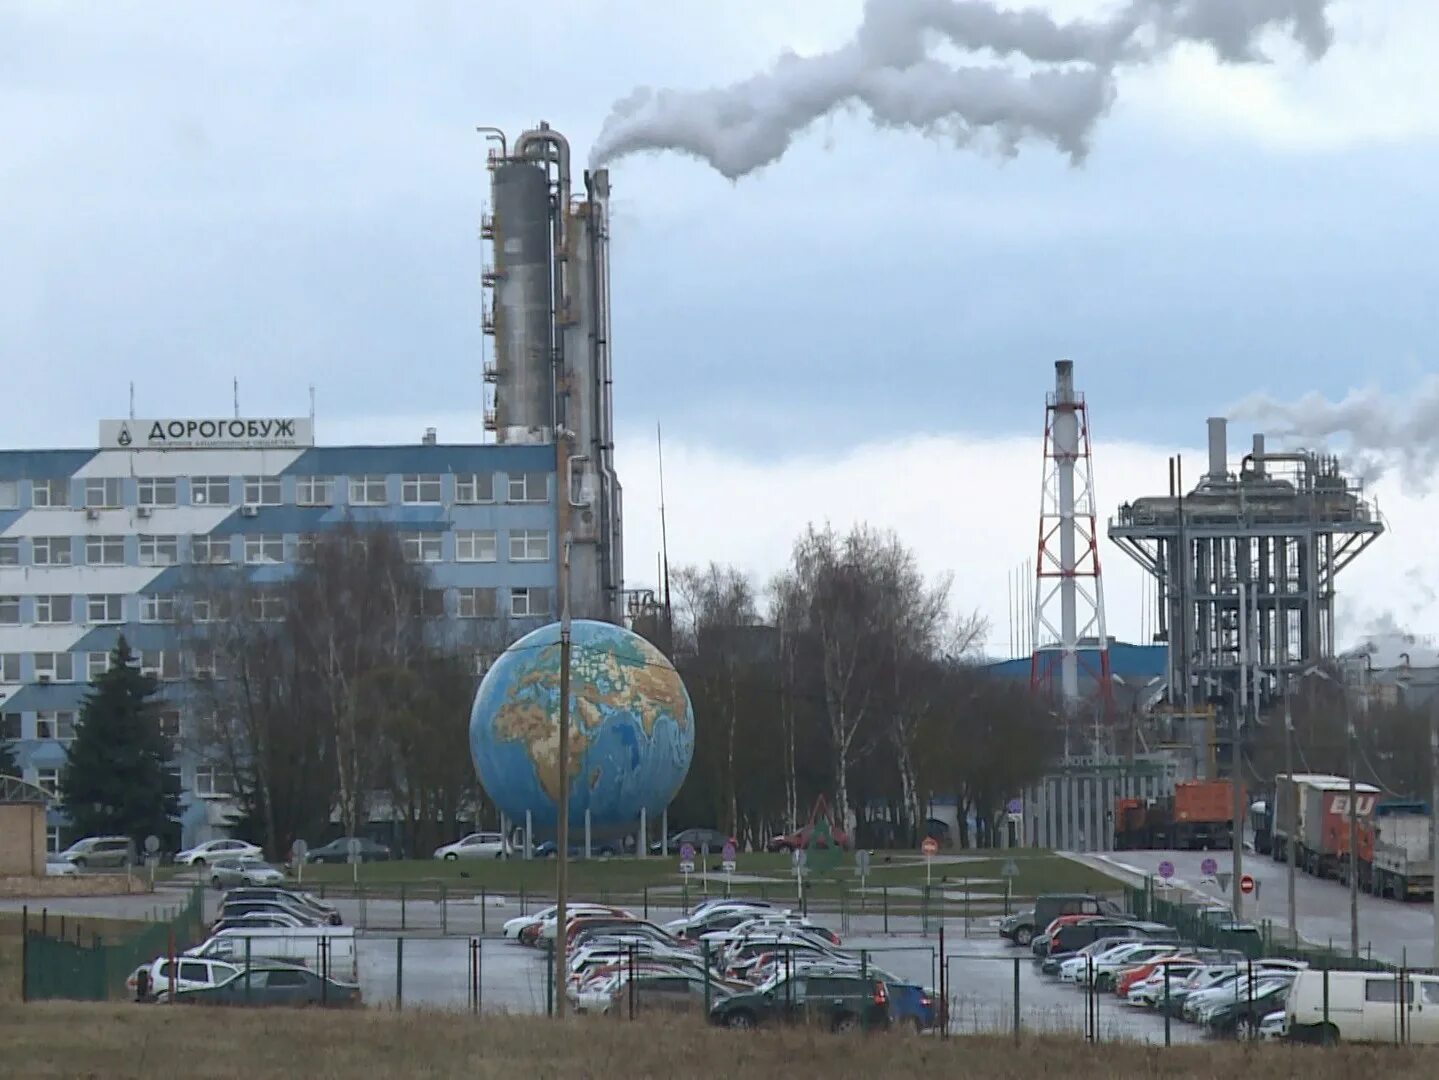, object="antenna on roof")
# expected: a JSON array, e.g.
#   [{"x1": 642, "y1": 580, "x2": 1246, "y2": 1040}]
[
  {"x1": 233, "y1": 377, "x2": 240, "y2": 419},
  {"x1": 128, "y1": 382, "x2": 135, "y2": 420},
  {"x1": 657, "y1": 422, "x2": 672, "y2": 631}
]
